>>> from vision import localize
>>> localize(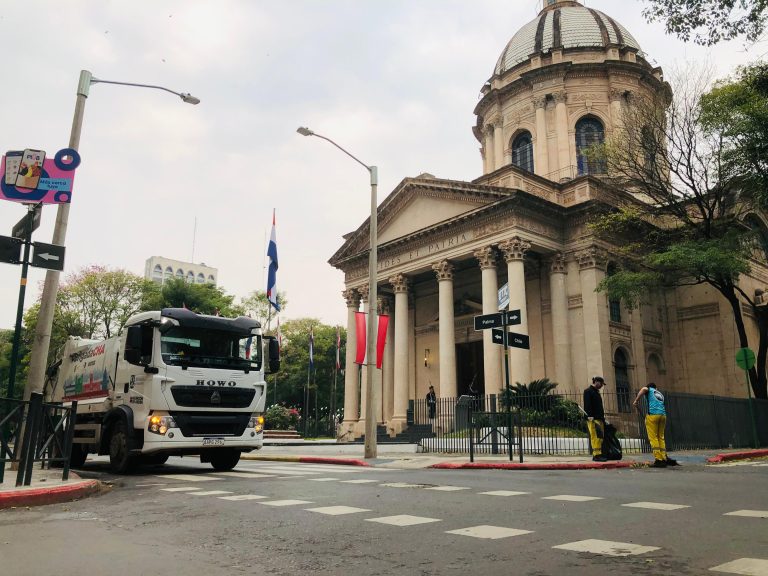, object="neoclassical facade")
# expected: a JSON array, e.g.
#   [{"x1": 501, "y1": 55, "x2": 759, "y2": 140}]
[{"x1": 330, "y1": 0, "x2": 768, "y2": 439}]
